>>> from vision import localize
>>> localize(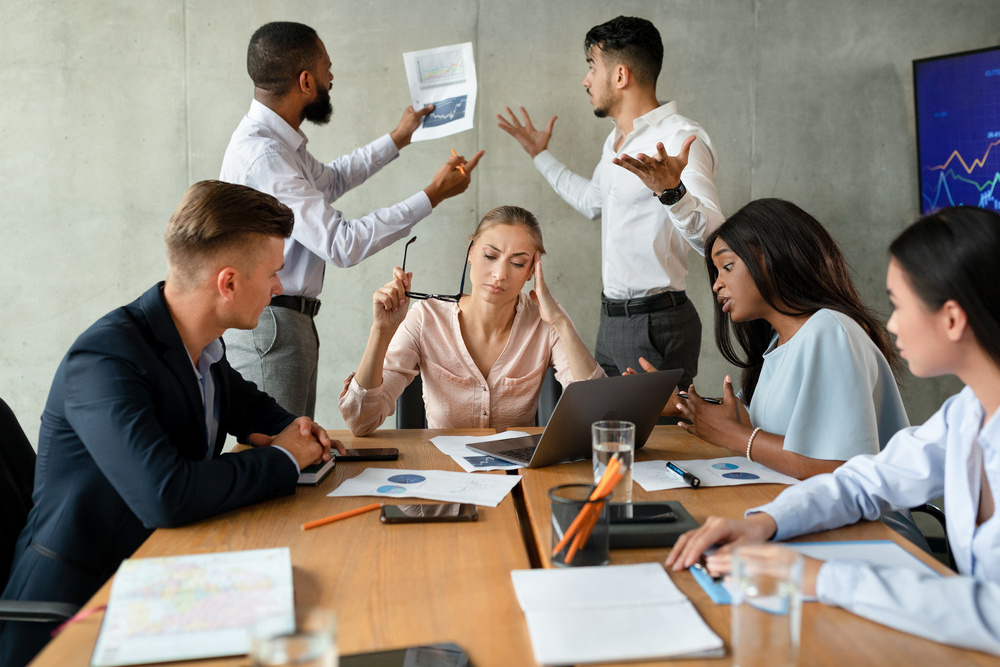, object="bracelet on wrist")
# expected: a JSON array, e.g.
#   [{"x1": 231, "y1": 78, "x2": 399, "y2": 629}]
[{"x1": 746, "y1": 426, "x2": 762, "y2": 462}]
